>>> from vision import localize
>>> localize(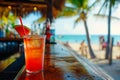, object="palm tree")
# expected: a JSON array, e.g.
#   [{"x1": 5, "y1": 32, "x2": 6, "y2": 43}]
[
  {"x1": 80, "y1": 11, "x2": 96, "y2": 58},
  {"x1": 97, "y1": 0, "x2": 120, "y2": 59},
  {"x1": 33, "y1": 0, "x2": 98, "y2": 58},
  {"x1": 59, "y1": 0, "x2": 99, "y2": 58}
]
